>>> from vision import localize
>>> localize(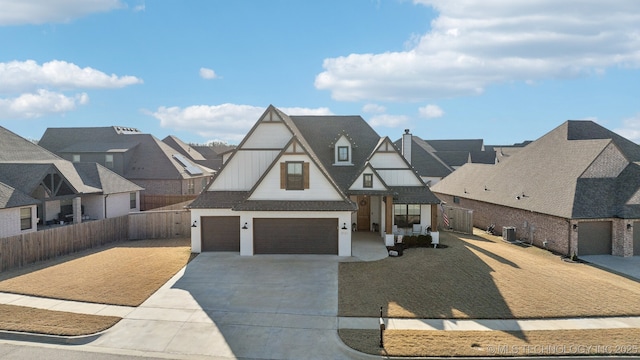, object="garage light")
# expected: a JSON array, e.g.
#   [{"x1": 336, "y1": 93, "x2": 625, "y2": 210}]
[
  {"x1": 191, "y1": 221, "x2": 197, "y2": 228},
  {"x1": 242, "y1": 222, "x2": 248, "y2": 229}
]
